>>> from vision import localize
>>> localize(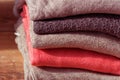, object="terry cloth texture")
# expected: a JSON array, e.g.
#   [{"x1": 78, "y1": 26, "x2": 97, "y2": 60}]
[
  {"x1": 15, "y1": 19, "x2": 120, "y2": 80},
  {"x1": 15, "y1": 1, "x2": 120, "y2": 20},
  {"x1": 21, "y1": 7, "x2": 120, "y2": 75},
  {"x1": 24, "y1": 5, "x2": 120, "y2": 59},
  {"x1": 34, "y1": 14, "x2": 120, "y2": 39}
]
